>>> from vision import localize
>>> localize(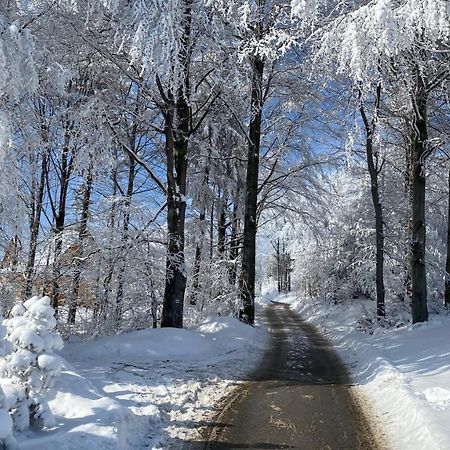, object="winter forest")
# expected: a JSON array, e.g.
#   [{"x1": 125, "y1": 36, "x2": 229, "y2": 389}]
[{"x1": 0, "y1": 0, "x2": 449, "y2": 449}]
